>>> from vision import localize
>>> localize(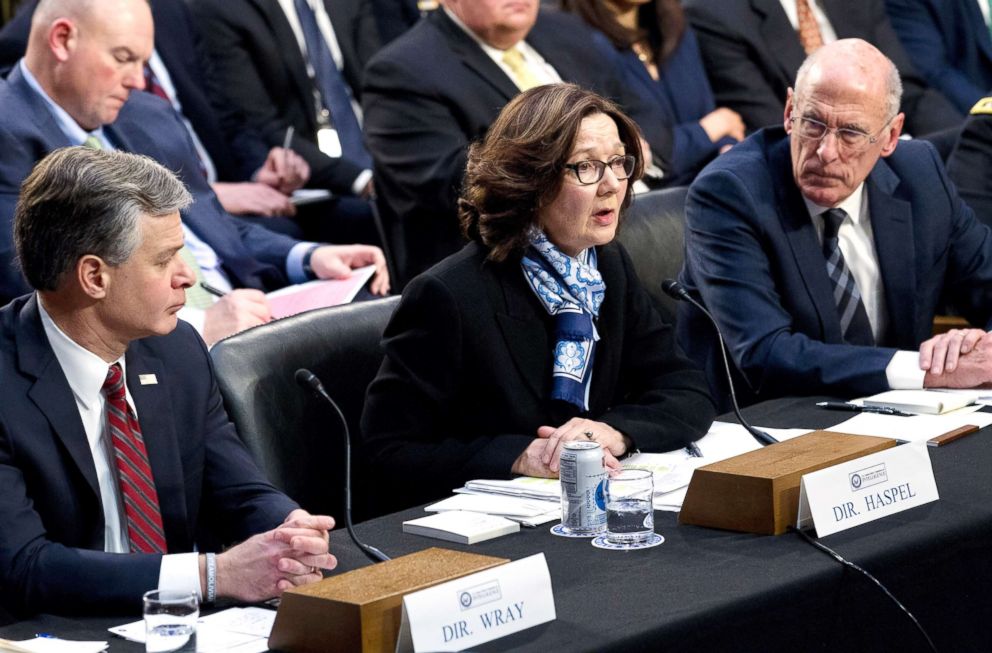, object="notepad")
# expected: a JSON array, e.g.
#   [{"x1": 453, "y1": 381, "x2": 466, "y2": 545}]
[
  {"x1": 402, "y1": 511, "x2": 520, "y2": 544},
  {"x1": 862, "y1": 390, "x2": 975, "y2": 415}
]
